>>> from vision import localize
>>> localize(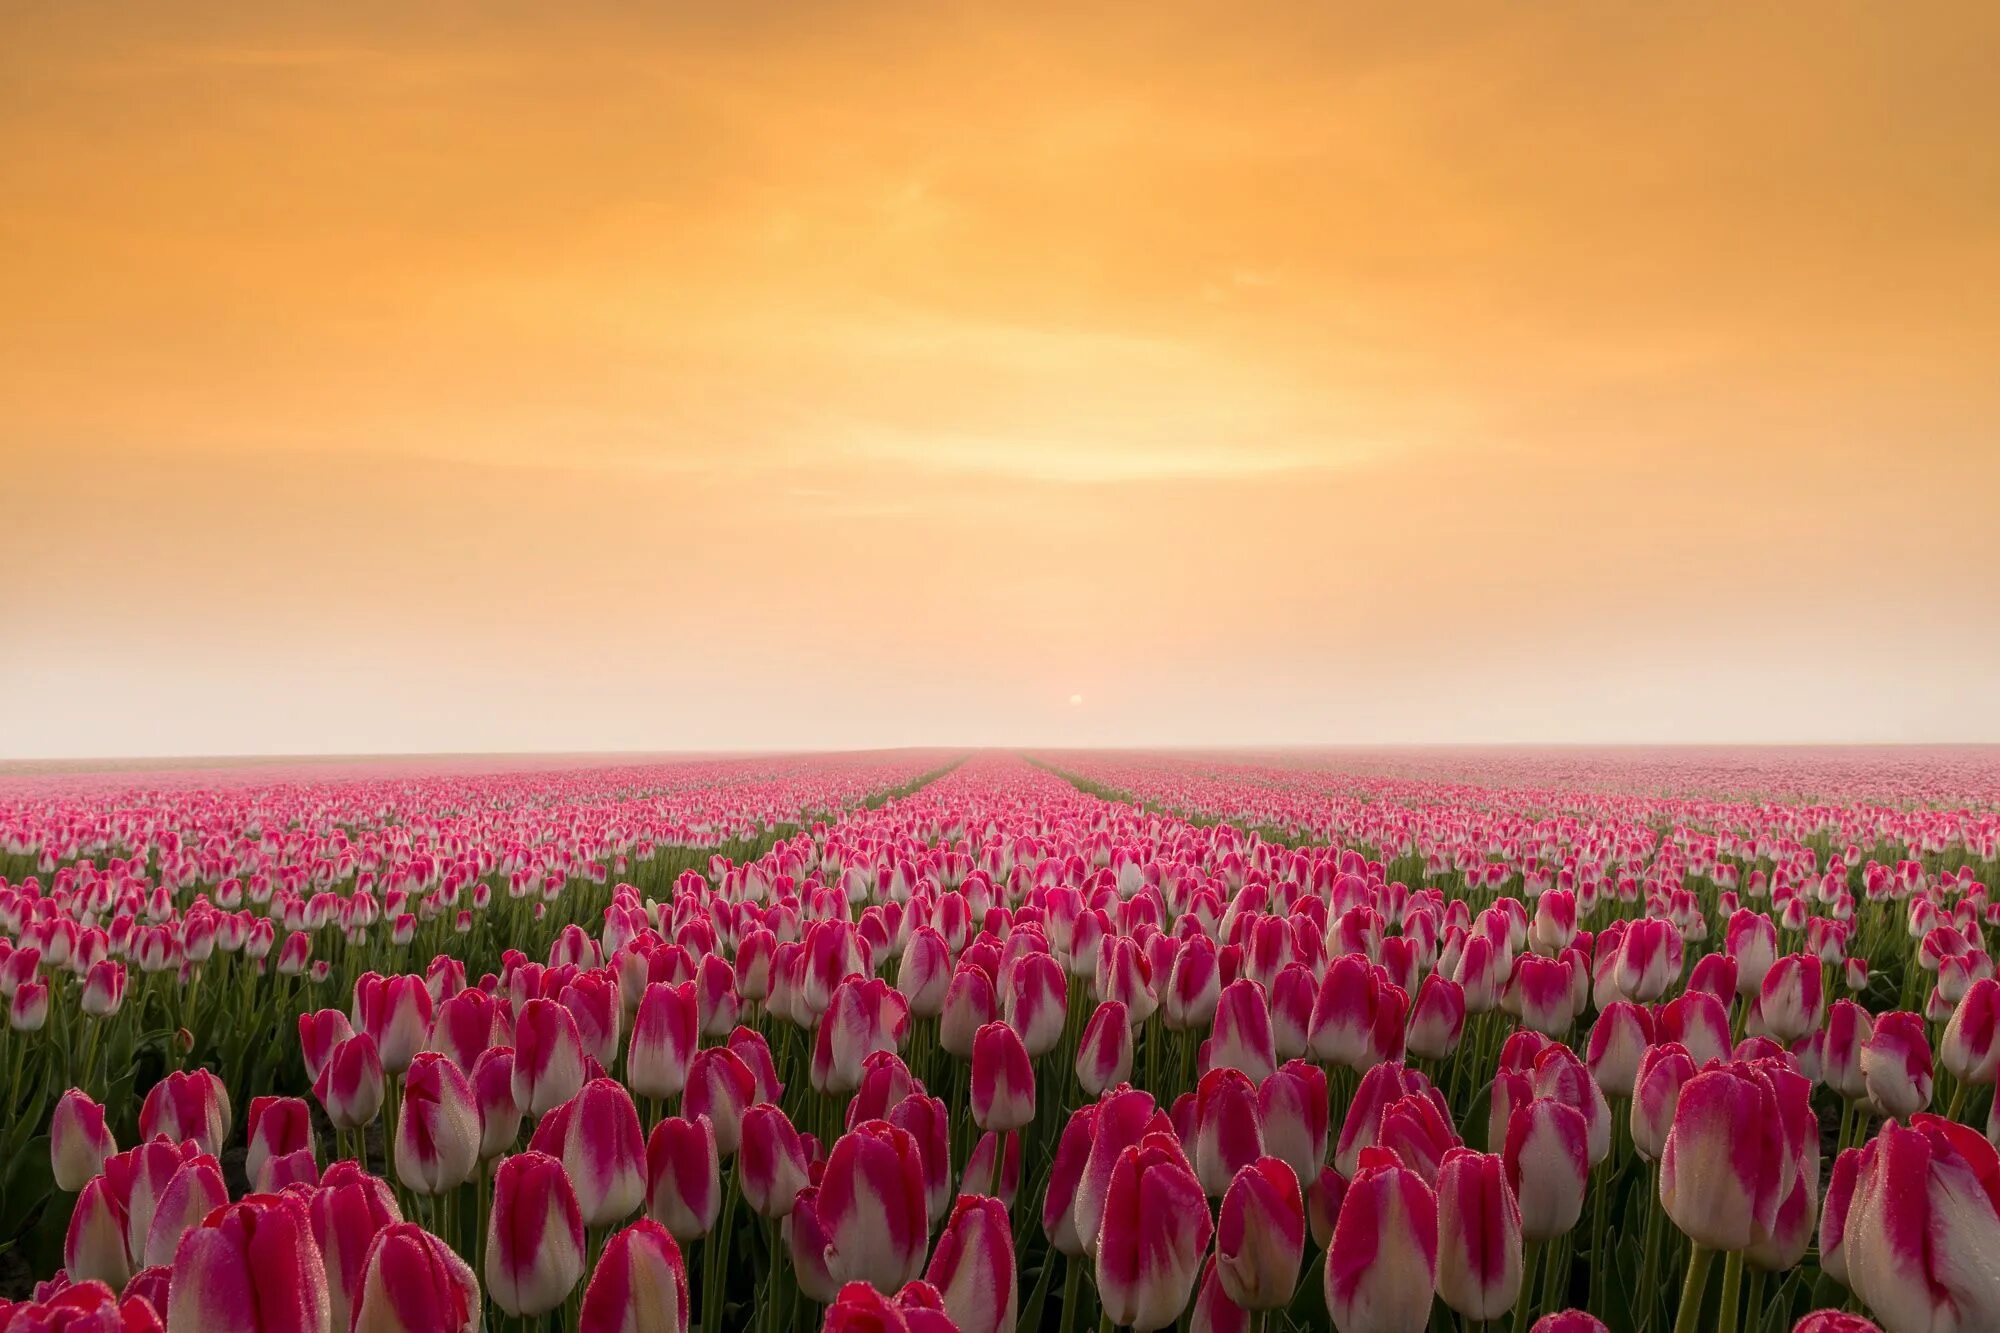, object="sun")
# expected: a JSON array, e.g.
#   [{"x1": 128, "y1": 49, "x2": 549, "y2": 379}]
[{"x1": 1069, "y1": 693, "x2": 1084, "y2": 707}]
